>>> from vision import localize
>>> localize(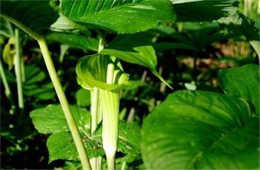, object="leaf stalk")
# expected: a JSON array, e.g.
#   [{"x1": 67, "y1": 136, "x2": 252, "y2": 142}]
[{"x1": 37, "y1": 38, "x2": 91, "y2": 170}]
